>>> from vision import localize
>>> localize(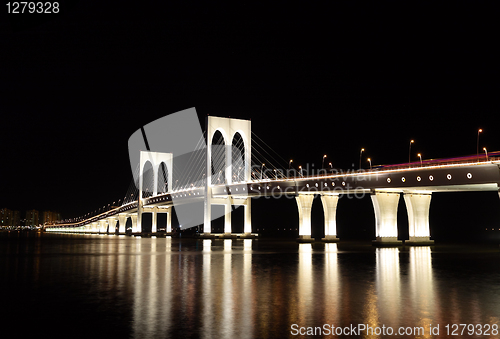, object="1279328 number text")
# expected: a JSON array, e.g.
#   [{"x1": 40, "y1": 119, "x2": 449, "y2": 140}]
[
  {"x1": 6, "y1": 2, "x2": 59, "y2": 13},
  {"x1": 445, "y1": 323, "x2": 498, "y2": 336}
]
